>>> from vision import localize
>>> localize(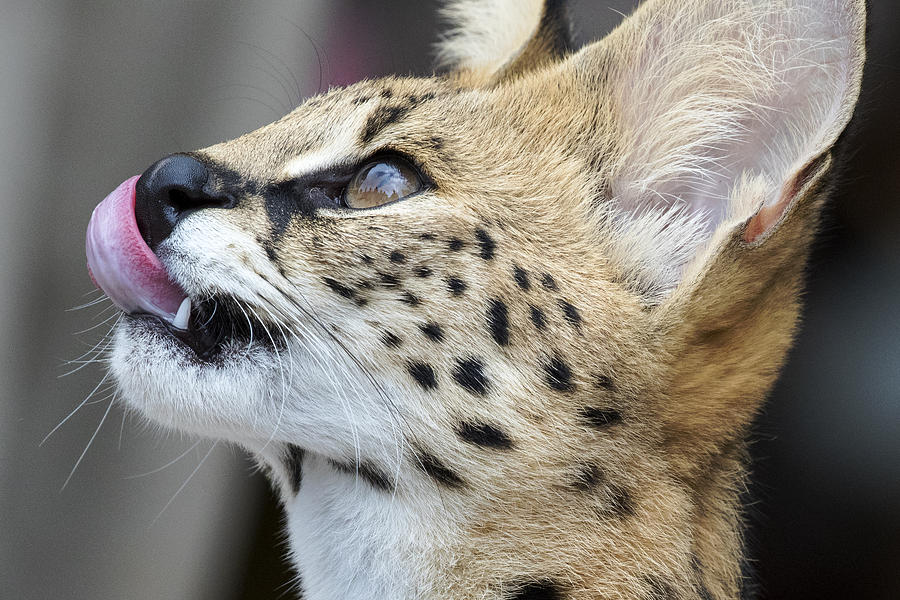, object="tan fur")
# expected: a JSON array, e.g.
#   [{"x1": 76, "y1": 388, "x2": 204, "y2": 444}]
[{"x1": 116, "y1": 1, "x2": 866, "y2": 598}]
